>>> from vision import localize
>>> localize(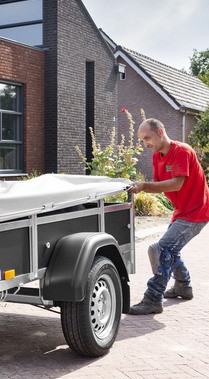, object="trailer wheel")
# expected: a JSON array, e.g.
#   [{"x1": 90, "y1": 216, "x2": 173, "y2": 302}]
[{"x1": 60, "y1": 255, "x2": 122, "y2": 357}]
